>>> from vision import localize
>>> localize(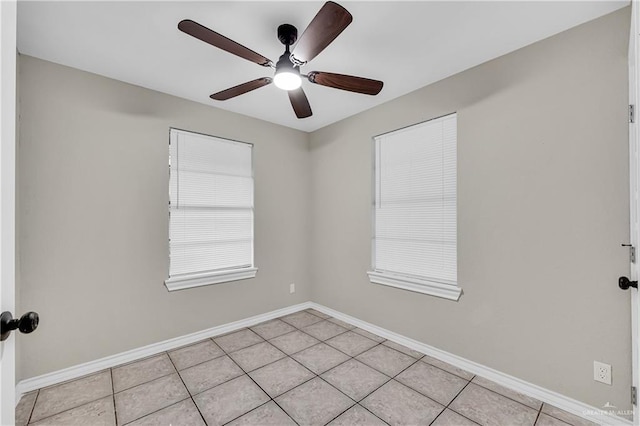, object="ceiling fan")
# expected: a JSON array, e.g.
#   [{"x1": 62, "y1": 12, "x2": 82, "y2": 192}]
[{"x1": 178, "y1": 1, "x2": 384, "y2": 119}]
